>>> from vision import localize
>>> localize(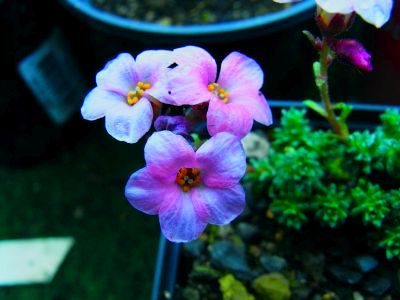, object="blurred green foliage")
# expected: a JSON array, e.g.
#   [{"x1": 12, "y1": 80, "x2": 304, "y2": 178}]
[{"x1": 246, "y1": 108, "x2": 400, "y2": 260}]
